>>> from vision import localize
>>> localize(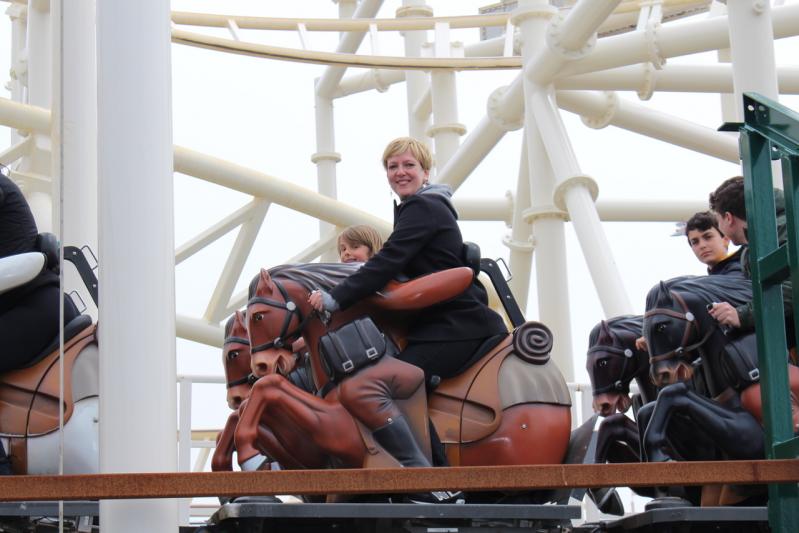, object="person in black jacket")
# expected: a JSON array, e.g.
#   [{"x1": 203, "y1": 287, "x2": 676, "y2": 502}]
[
  {"x1": 0, "y1": 168, "x2": 79, "y2": 371},
  {"x1": 309, "y1": 138, "x2": 507, "y2": 500},
  {"x1": 684, "y1": 211, "x2": 743, "y2": 277}
]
